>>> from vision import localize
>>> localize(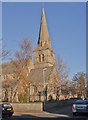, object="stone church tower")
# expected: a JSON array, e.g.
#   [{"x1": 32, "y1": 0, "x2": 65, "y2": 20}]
[
  {"x1": 29, "y1": 7, "x2": 60, "y2": 101},
  {"x1": 33, "y1": 7, "x2": 55, "y2": 69}
]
